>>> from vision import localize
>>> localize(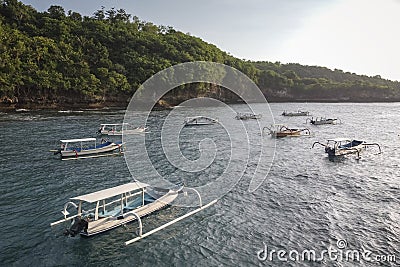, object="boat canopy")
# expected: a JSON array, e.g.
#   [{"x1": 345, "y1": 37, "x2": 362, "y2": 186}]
[
  {"x1": 185, "y1": 116, "x2": 217, "y2": 123},
  {"x1": 60, "y1": 138, "x2": 96, "y2": 143},
  {"x1": 267, "y1": 124, "x2": 287, "y2": 130},
  {"x1": 100, "y1": 123, "x2": 128, "y2": 126},
  {"x1": 71, "y1": 182, "x2": 149, "y2": 203}
]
